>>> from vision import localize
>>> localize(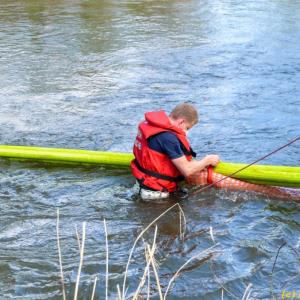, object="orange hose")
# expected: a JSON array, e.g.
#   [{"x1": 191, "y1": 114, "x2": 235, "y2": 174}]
[{"x1": 187, "y1": 169, "x2": 300, "y2": 201}]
